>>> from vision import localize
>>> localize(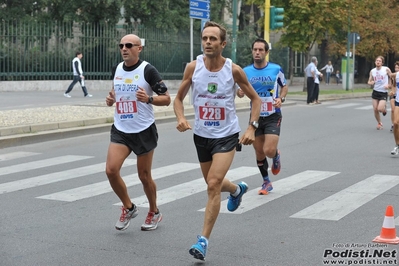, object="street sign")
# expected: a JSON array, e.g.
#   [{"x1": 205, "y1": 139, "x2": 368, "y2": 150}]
[
  {"x1": 190, "y1": 0, "x2": 210, "y2": 10},
  {"x1": 190, "y1": 0, "x2": 210, "y2": 20}
]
